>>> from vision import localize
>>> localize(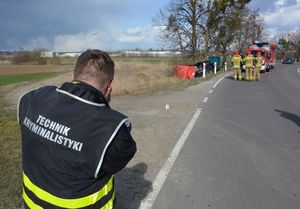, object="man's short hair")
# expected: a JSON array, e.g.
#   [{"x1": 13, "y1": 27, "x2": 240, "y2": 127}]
[{"x1": 74, "y1": 49, "x2": 115, "y2": 88}]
